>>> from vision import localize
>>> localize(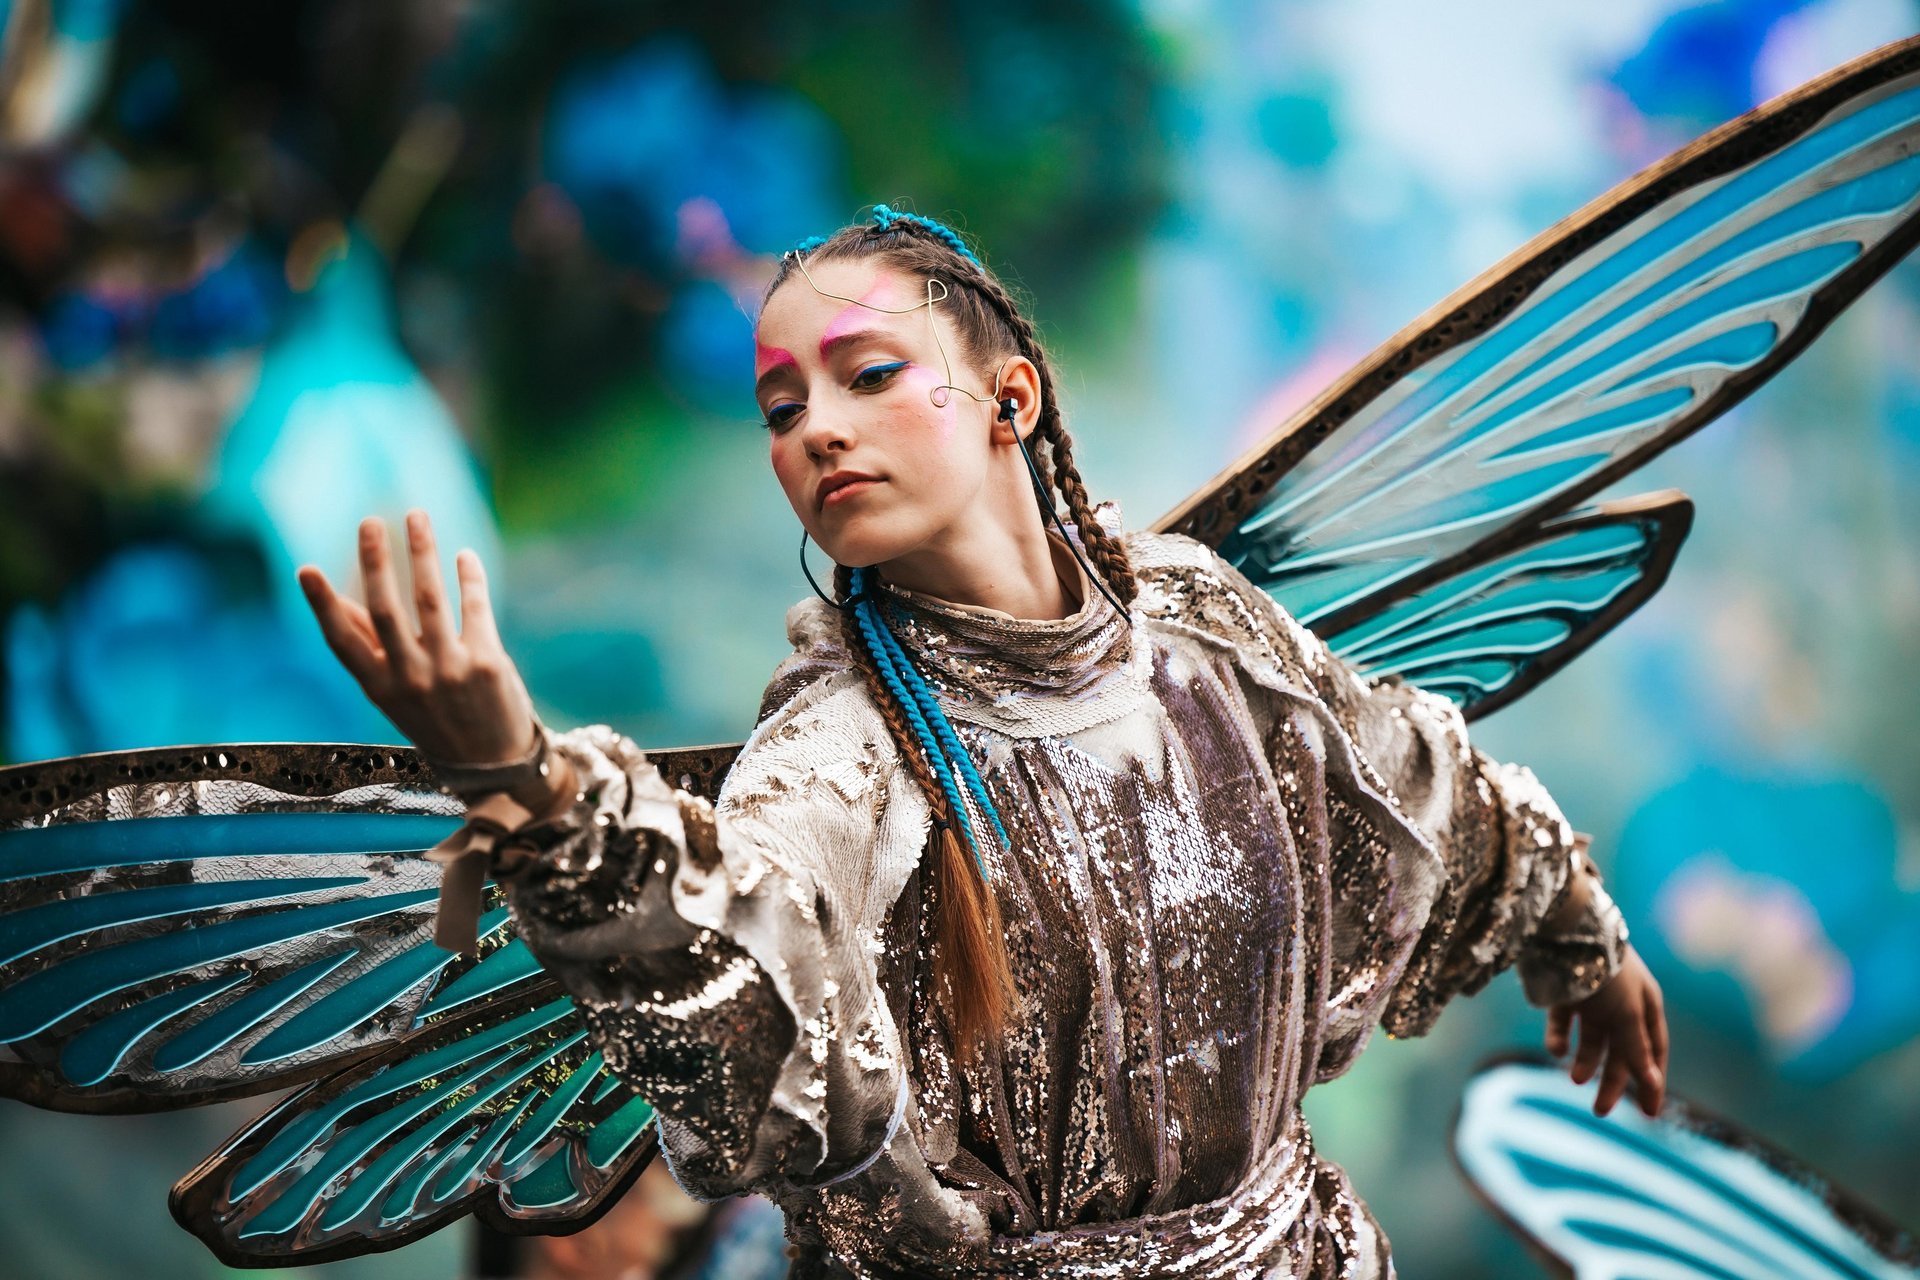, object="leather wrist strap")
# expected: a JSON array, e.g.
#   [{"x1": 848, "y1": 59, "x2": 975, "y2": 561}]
[{"x1": 422, "y1": 722, "x2": 559, "y2": 810}]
